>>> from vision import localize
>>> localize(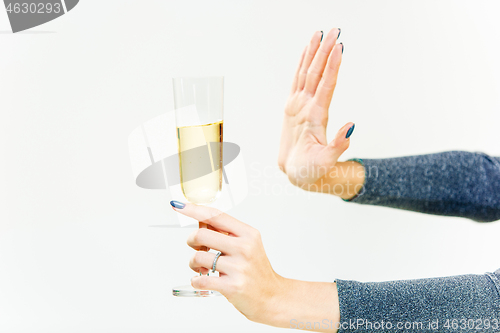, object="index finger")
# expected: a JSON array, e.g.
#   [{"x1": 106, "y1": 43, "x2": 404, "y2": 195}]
[{"x1": 170, "y1": 201, "x2": 247, "y2": 236}]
